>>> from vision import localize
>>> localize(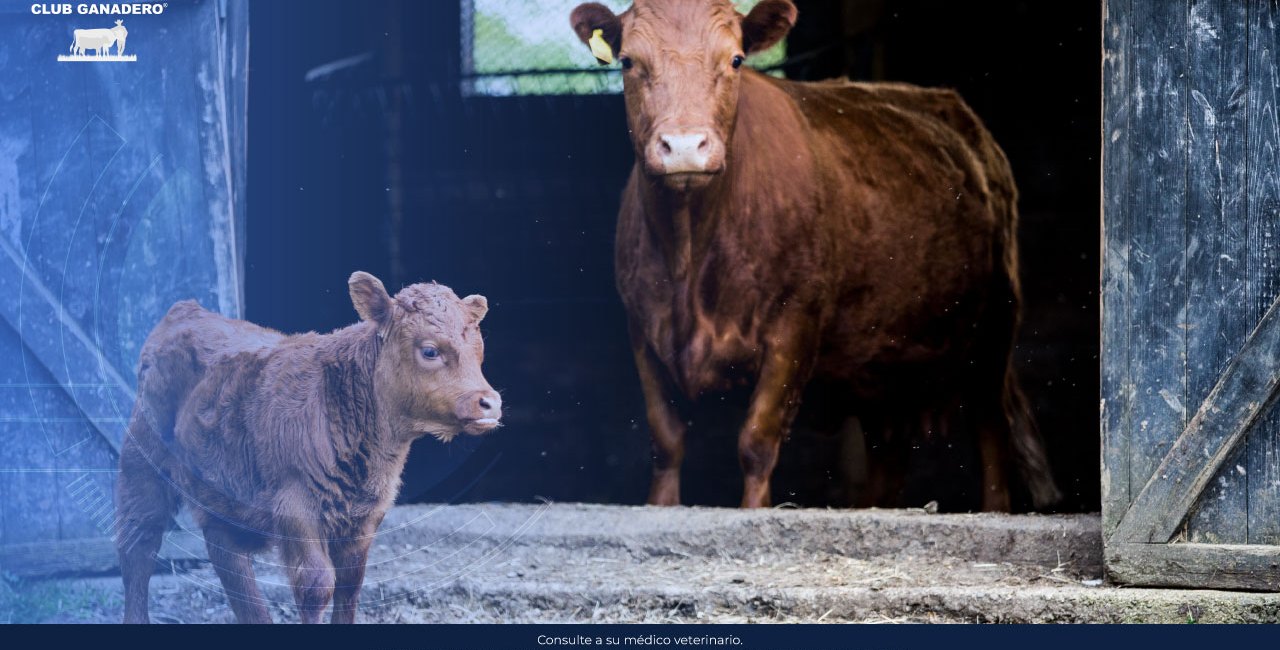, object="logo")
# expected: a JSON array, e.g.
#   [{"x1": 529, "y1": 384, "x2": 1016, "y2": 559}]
[
  {"x1": 57, "y1": 19, "x2": 132, "y2": 61},
  {"x1": 34, "y1": 4, "x2": 169, "y2": 63}
]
